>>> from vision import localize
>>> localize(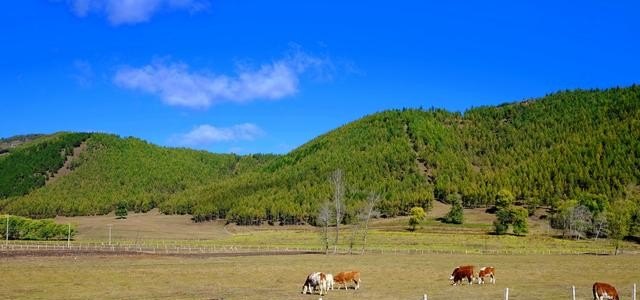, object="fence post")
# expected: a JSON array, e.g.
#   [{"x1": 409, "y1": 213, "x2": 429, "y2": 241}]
[
  {"x1": 572, "y1": 285, "x2": 576, "y2": 300},
  {"x1": 633, "y1": 283, "x2": 637, "y2": 300},
  {"x1": 423, "y1": 293, "x2": 428, "y2": 300},
  {"x1": 67, "y1": 223, "x2": 71, "y2": 248},
  {"x1": 504, "y1": 288, "x2": 509, "y2": 300},
  {"x1": 5, "y1": 215, "x2": 8, "y2": 246}
]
